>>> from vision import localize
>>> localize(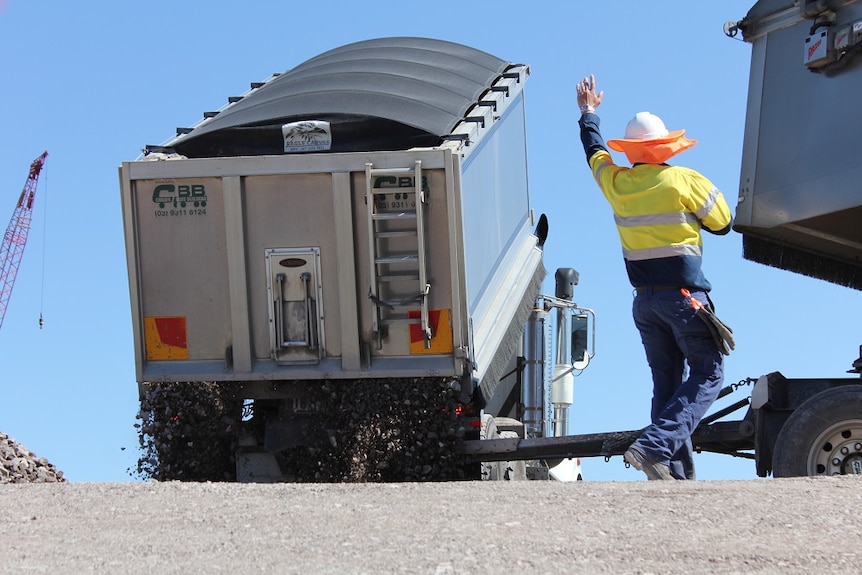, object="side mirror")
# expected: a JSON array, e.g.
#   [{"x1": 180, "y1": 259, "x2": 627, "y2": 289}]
[{"x1": 571, "y1": 313, "x2": 591, "y2": 370}]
